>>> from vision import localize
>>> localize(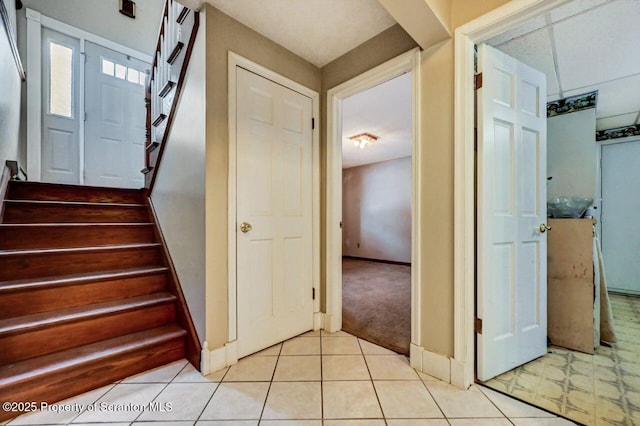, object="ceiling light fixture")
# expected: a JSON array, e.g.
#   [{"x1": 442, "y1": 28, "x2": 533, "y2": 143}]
[{"x1": 349, "y1": 132, "x2": 378, "y2": 149}]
